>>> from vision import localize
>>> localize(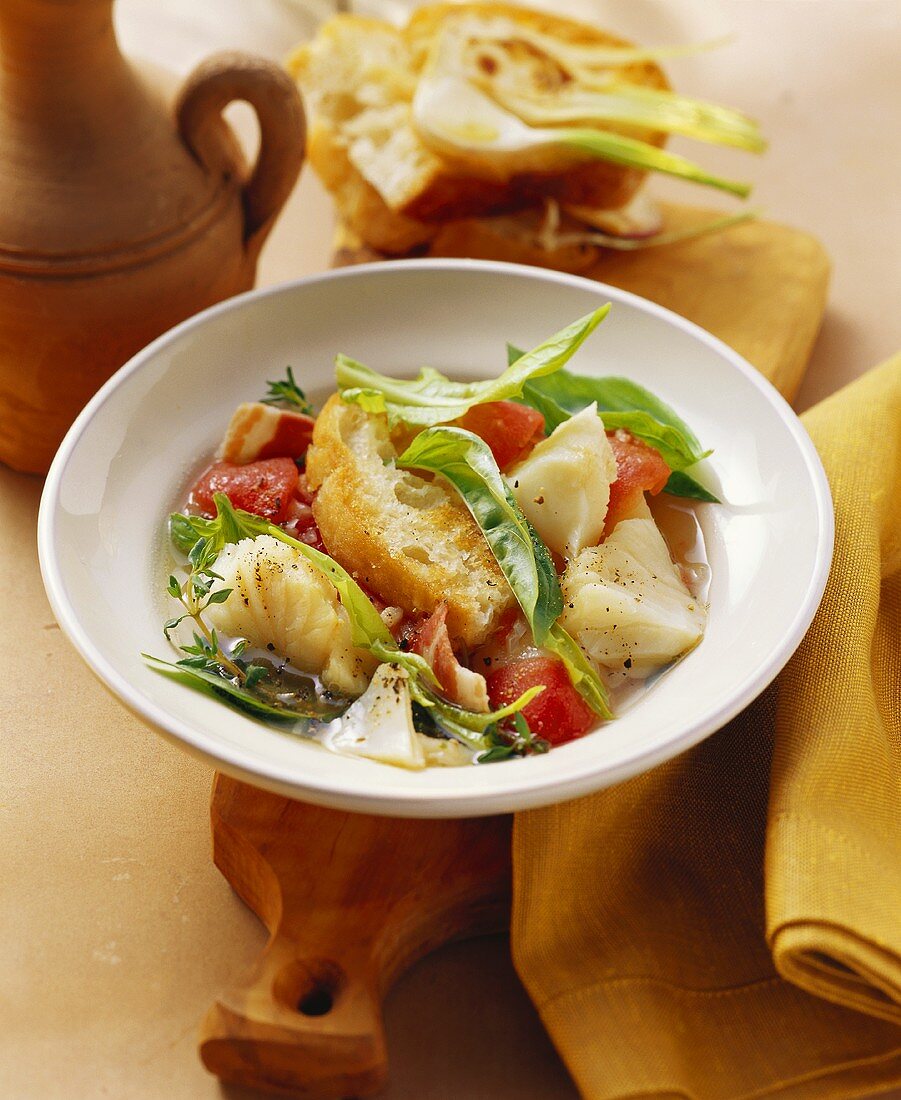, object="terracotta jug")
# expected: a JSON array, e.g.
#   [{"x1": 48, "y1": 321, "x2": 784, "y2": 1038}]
[{"x1": 0, "y1": 0, "x2": 306, "y2": 474}]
